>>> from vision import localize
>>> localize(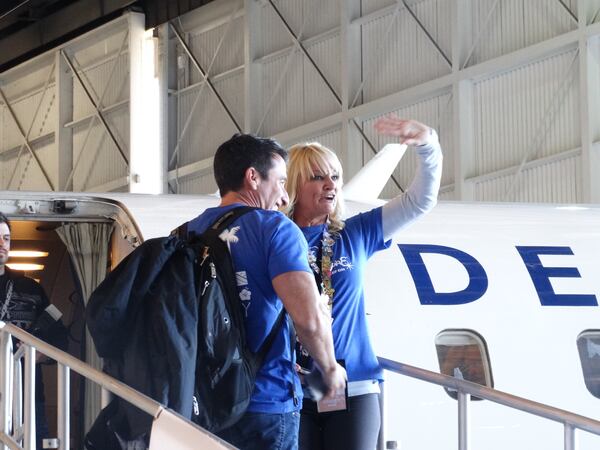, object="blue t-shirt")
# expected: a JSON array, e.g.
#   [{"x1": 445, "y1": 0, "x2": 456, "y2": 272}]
[
  {"x1": 187, "y1": 204, "x2": 311, "y2": 413},
  {"x1": 301, "y1": 207, "x2": 390, "y2": 382}
]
